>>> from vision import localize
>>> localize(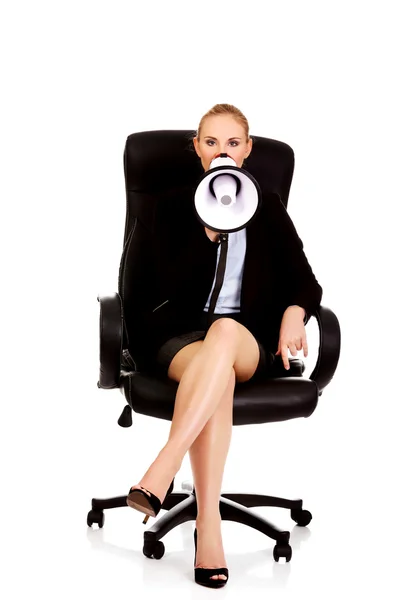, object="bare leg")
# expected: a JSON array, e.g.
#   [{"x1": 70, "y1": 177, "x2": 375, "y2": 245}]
[
  {"x1": 130, "y1": 319, "x2": 259, "y2": 507},
  {"x1": 189, "y1": 368, "x2": 235, "y2": 580}
]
